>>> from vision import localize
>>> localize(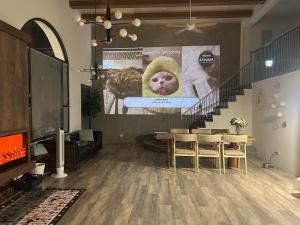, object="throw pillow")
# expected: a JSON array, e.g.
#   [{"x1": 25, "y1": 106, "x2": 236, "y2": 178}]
[
  {"x1": 79, "y1": 129, "x2": 94, "y2": 142},
  {"x1": 31, "y1": 144, "x2": 48, "y2": 156},
  {"x1": 65, "y1": 134, "x2": 71, "y2": 141}
]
